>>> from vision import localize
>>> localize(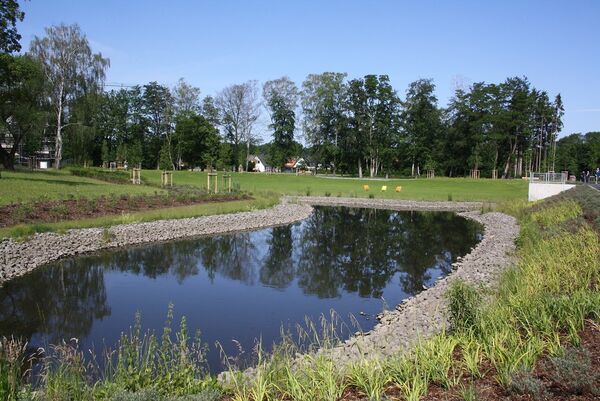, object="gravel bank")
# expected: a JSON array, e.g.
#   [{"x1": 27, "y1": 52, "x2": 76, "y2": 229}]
[
  {"x1": 0, "y1": 202, "x2": 313, "y2": 285},
  {"x1": 290, "y1": 196, "x2": 483, "y2": 211},
  {"x1": 321, "y1": 208, "x2": 519, "y2": 366}
]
